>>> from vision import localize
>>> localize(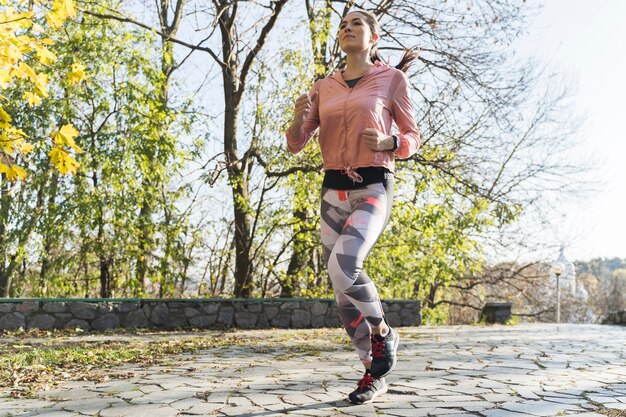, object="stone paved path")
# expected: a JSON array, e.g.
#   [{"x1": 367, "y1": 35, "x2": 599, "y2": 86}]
[{"x1": 1, "y1": 324, "x2": 625, "y2": 417}]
